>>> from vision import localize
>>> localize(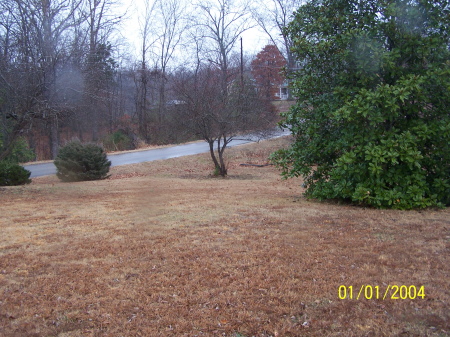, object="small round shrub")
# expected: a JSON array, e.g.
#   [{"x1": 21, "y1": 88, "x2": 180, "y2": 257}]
[
  {"x1": 54, "y1": 141, "x2": 111, "y2": 182},
  {"x1": 0, "y1": 161, "x2": 31, "y2": 186}
]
